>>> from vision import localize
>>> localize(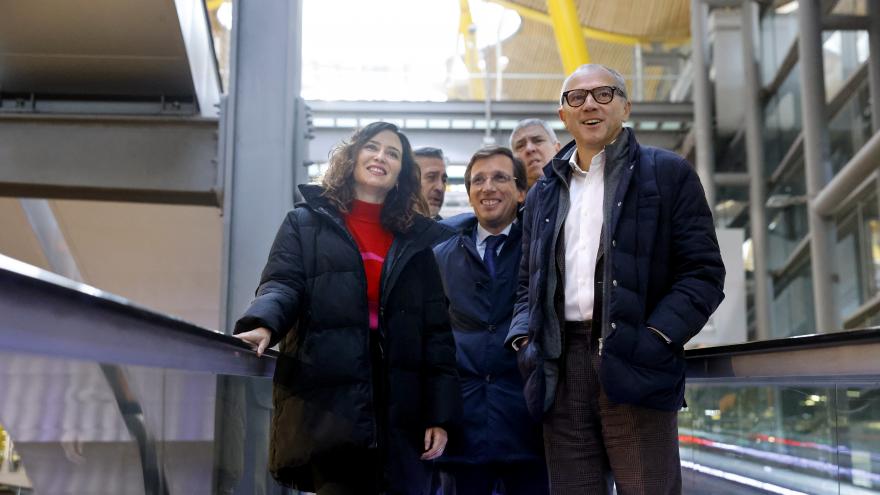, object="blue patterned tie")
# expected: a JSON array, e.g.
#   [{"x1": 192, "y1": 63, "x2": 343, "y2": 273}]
[{"x1": 483, "y1": 234, "x2": 507, "y2": 279}]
